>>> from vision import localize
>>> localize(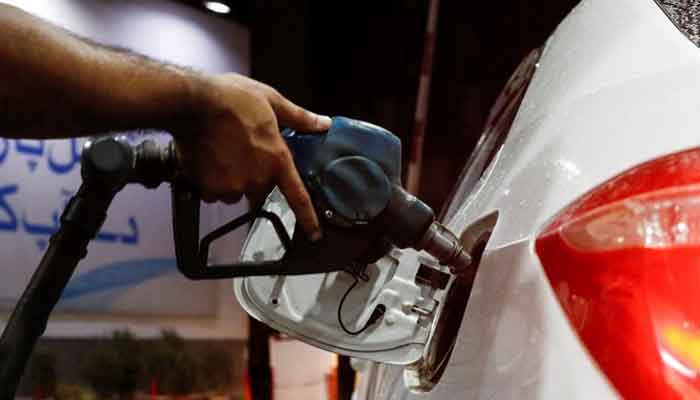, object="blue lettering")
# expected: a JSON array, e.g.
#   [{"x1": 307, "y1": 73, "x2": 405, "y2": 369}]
[
  {"x1": 95, "y1": 230, "x2": 119, "y2": 242},
  {"x1": 120, "y1": 217, "x2": 139, "y2": 245},
  {"x1": 22, "y1": 210, "x2": 59, "y2": 236},
  {"x1": 0, "y1": 138, "x2": 9, "y2": 165},
  {"x1": 48, "y1": 138, "x2": 81, "y2": 174},
  {"x1": 16, "y1": 140, "x2": 45, "y2": 173},
  {"x1": 15, "y1": 140, "x2": 44, "y2": 156},
  {"x1": 0, "y1": 184, "x2": 18, "y2": 231}
]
